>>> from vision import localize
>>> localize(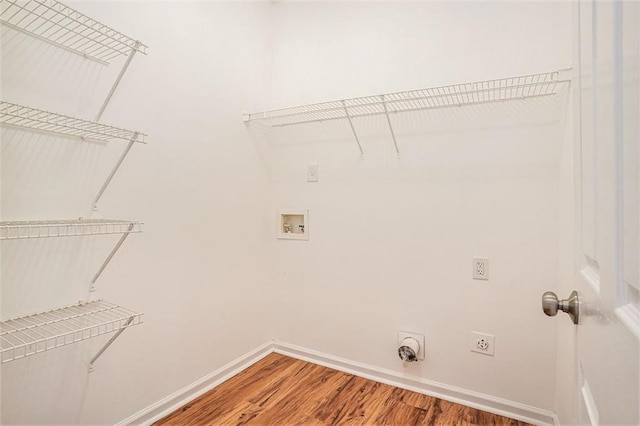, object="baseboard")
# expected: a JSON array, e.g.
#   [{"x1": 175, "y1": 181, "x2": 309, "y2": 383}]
[
  {"x1": 115, "y1": 341, "x2": 273, "y2": 426},
  {"x1": 272, "y1": 341, "x2": 557, "y2": 426},
  {"x1": 118, "y1": 340, "x2": 557, "y2": 426}
]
